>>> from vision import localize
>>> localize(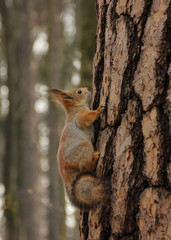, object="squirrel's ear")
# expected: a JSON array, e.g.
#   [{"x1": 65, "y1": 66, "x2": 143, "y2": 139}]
[
  {"x1": 47, "y1": 88, "x2": 62, "y2": 95},
  {"x1": 62, "y1": 93, "x2": 74, "y2": 101}
]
